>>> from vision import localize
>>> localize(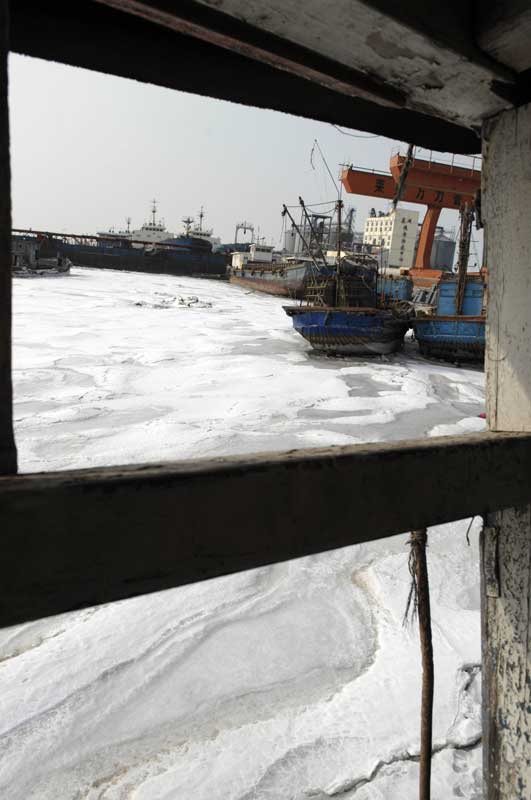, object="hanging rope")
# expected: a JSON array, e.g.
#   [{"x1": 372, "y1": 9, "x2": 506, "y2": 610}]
[{"x1": 404, "y1": 528, "x2": 434, "y2": 800}]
